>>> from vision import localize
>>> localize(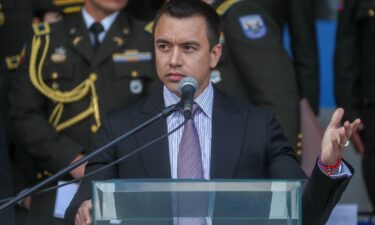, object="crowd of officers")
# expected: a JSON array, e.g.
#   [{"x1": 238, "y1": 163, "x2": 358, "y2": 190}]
[{"x1": 0, "y1": 0, "x2": 373, "y2": 224}]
